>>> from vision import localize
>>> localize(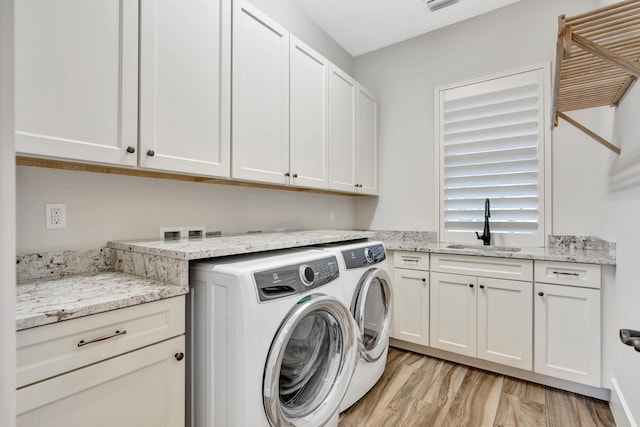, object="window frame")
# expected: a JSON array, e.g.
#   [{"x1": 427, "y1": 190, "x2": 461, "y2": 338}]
[{"x1": 434, "y1": 63, "x2": 552, "y2": 247}]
